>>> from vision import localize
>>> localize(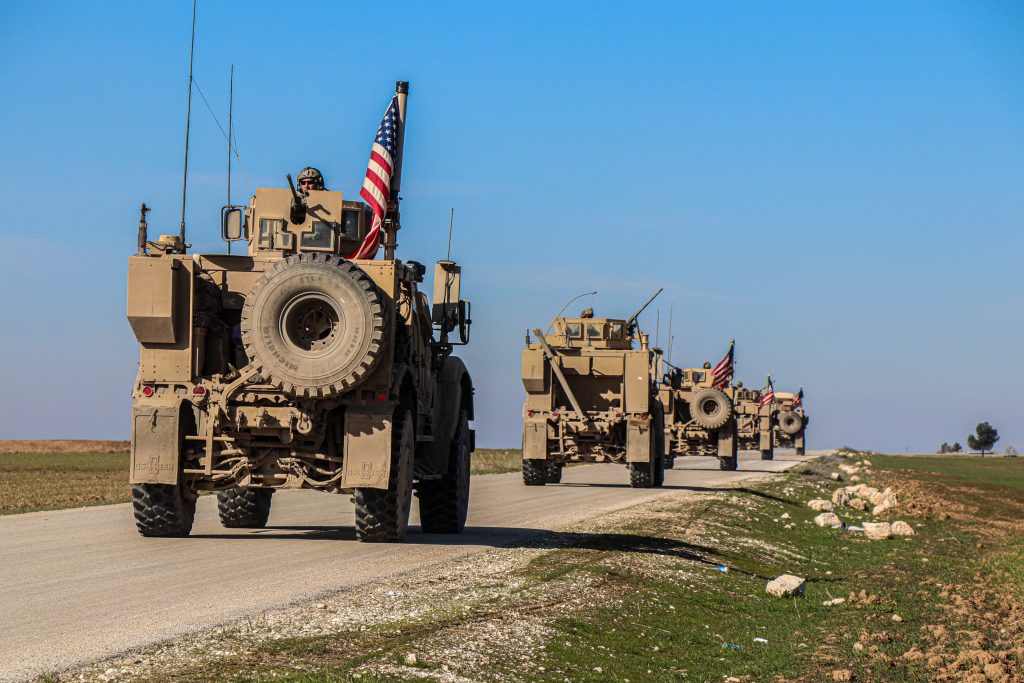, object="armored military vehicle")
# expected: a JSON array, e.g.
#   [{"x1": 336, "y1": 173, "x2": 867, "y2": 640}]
[
  {"x1": 773, "y1": 389, "x2": 807, "y2": 455},
  {"x1": 733, "y1": 384, "x2": 776, "y2": 461},
  {"x1": 520, "y1": 294, "x2": 666, "y2": 488},
  {"x1": 658, "y1": 364, "x2": 740, "y2": 471},
  {"x1": 126, "y1": 82, "x2": 475, "y2": 542}
]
